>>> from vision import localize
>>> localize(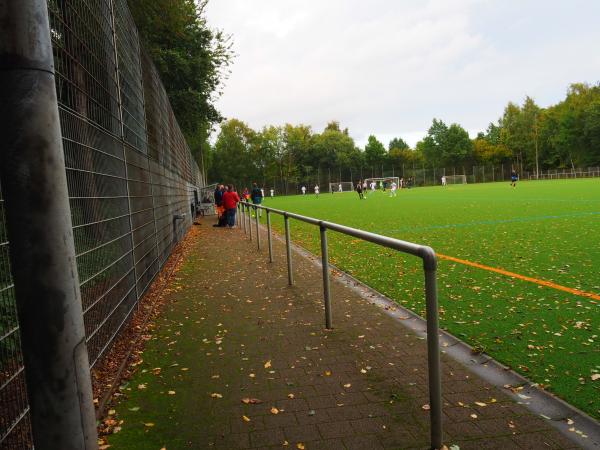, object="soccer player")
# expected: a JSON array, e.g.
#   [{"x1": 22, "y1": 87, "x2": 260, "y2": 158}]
[
  {"x1": 370, "y1": 181, "x2": 376, "y2": 194},
  {"x1": 362, "y1": 180, "x2": 367, "y2": 192},
  {"x1": 338, "y1": 183, "x2": 343, "y2": 193},
  {"x1": 390, "y1": 181, "x2": 397, "y2": 197},
  {"x1": 510, "y1": 170, "x2": 518, "y2": 187},
  {"x1": 355, "y1": 181, "x2": 364, "y2": 200},
  {"x1": 270, "y1": 188, "x2": 274, "y2": 197},
  {"x1": 314, "y1": 184, "x2": 320, "y2": 197},
  {"x1": 441, "y1": 175, "x2": 446, "y2": 186},
  {"x1": 301, "y1": 185, "x2": 306, "y2": 195}
]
